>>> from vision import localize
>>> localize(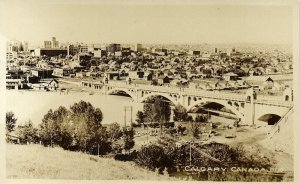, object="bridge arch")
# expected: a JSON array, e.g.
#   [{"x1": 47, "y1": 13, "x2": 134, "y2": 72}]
[
  {"x1": 107, "y1": 88, "x2": 137, "y2": 101},
  {"x1": 186, "y1": 99, "x2": 243, "y2": 120},
  {"x1": 139, "y1": 92, "x2": 178, "y2": 106},
  {"x1": 257, "y1": 113, "x2": 281, "y2": 125}
]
